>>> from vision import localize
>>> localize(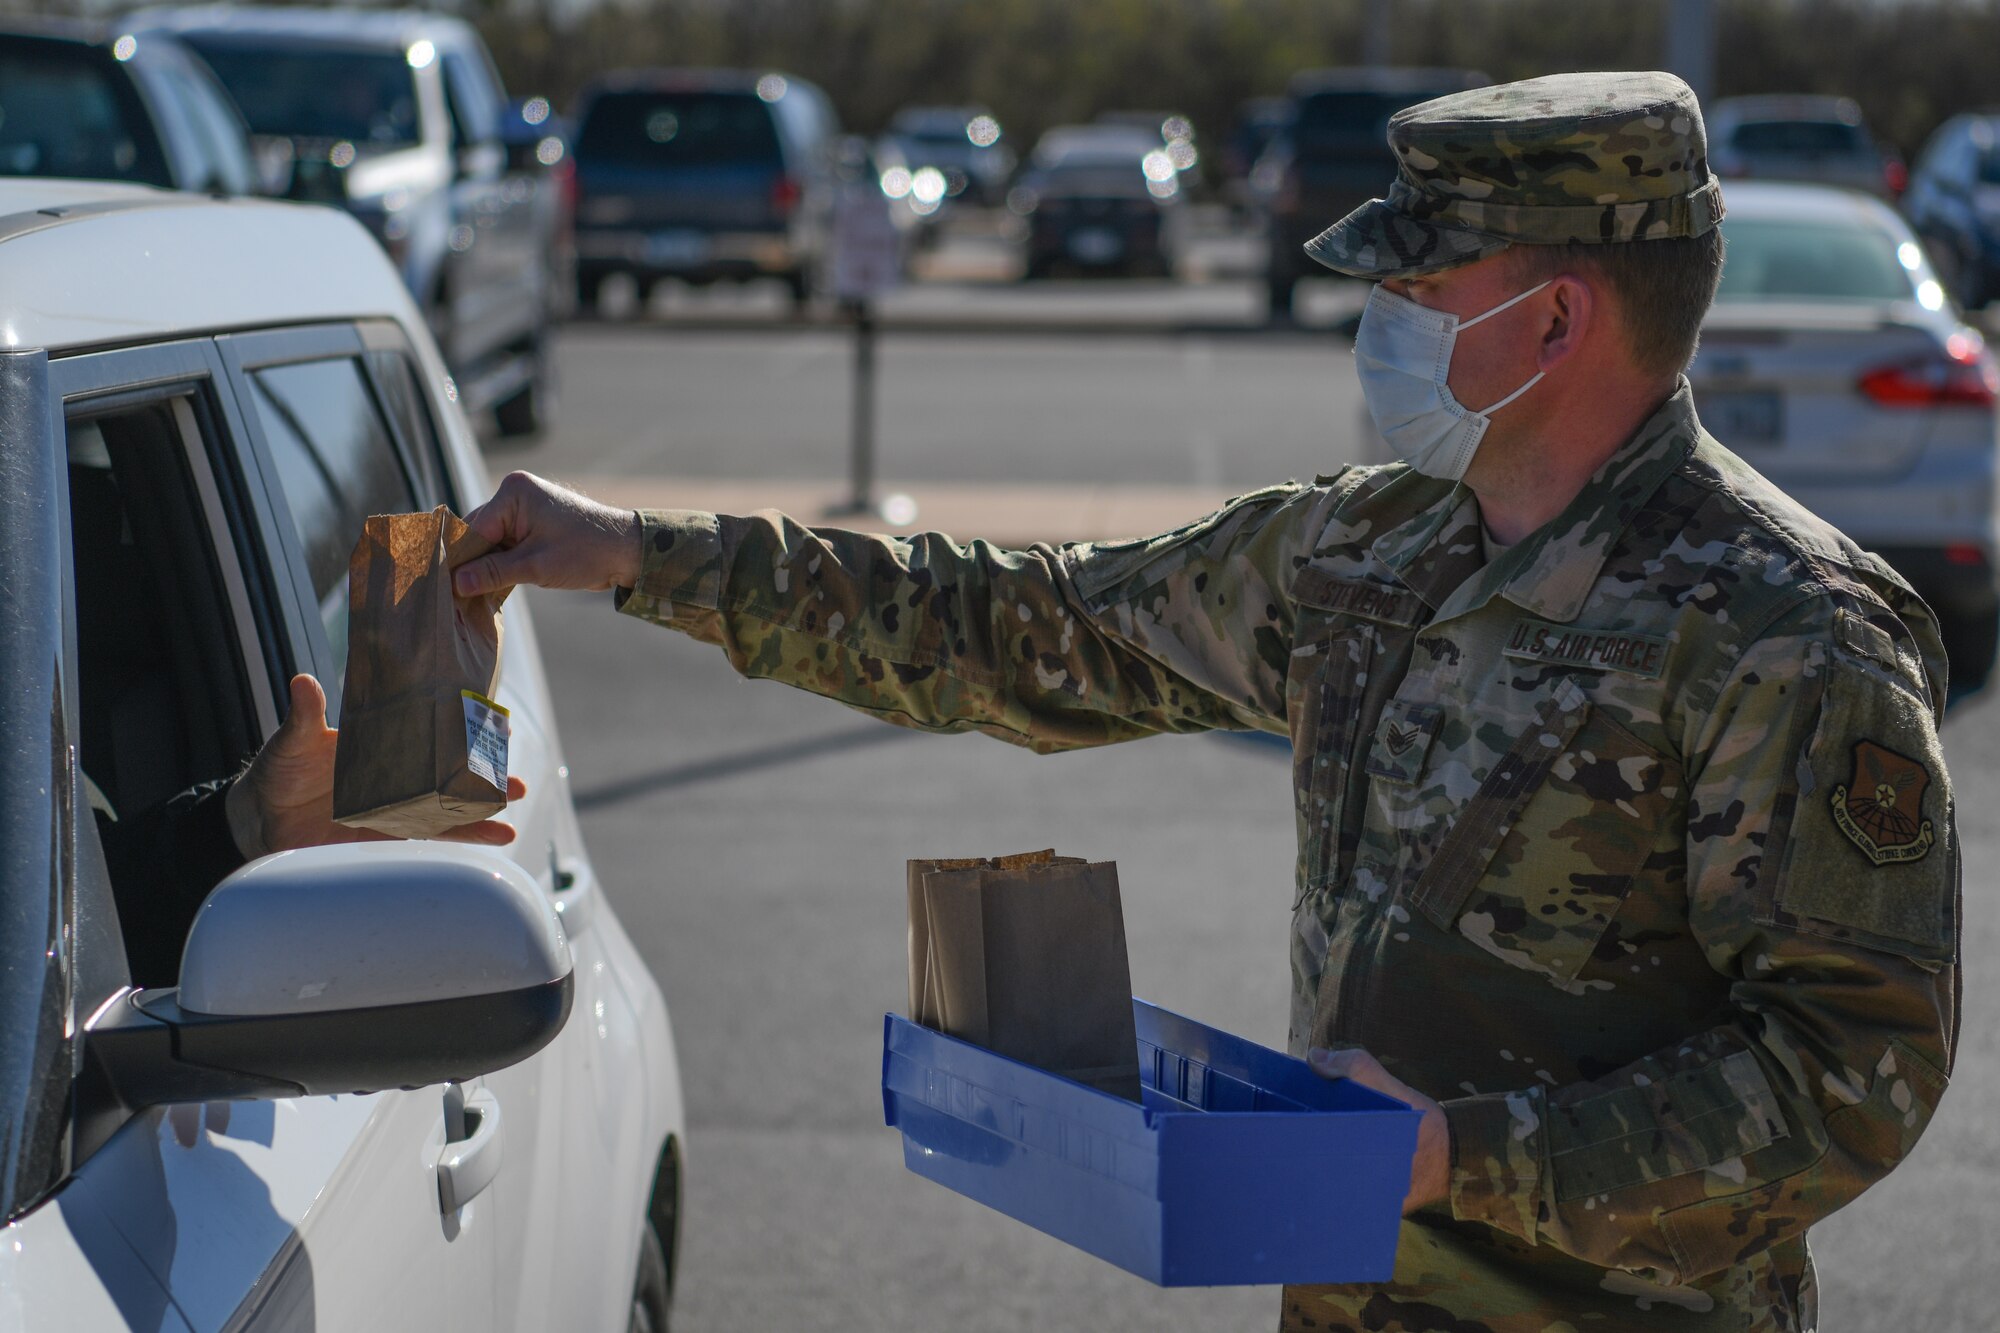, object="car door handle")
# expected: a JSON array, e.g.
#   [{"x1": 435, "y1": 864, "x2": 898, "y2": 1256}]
[{"x1": 436, "y1": 1086, "x2": 504, "y2": 1213}]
